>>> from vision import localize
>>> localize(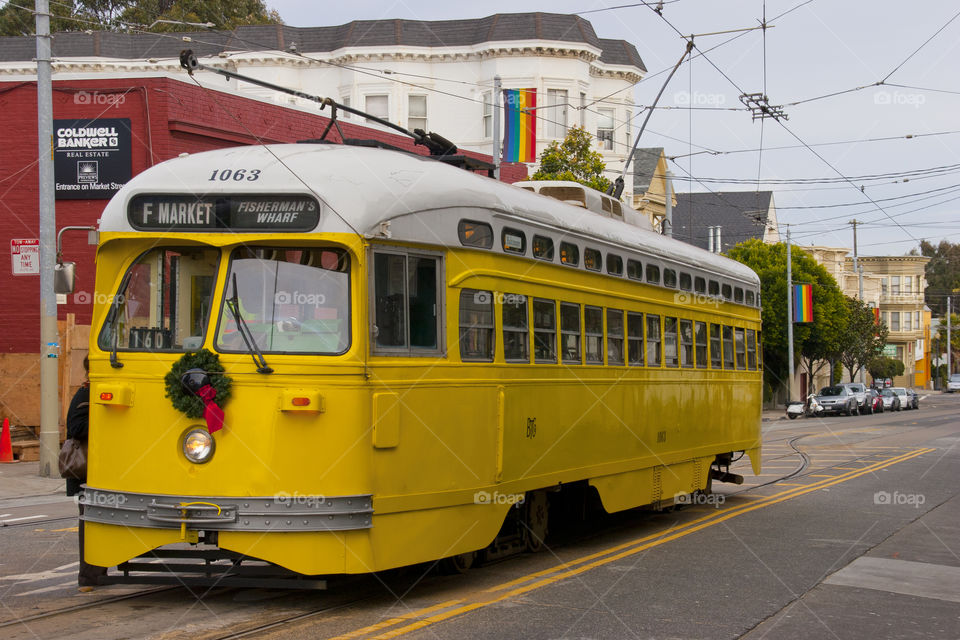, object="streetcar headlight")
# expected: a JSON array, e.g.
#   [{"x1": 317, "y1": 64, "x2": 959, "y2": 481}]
[{"x1": 182, "y1": 428, "x2": 215, "y2": 464}]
